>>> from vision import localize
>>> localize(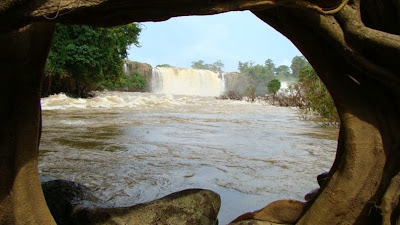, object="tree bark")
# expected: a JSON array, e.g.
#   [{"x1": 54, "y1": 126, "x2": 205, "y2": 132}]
[
  {"x1": 0, "y1": 22, "x2": 56, "y2": 225},
  {"x1": 254, "y1": 1, "x2": 400, "y2": 224},
  {"x1": 0, "y1": 0, "x2": 399, "y2": 224},
  {"x1": 0, "y1": 0, "x2": 348, "y2": 34}
]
